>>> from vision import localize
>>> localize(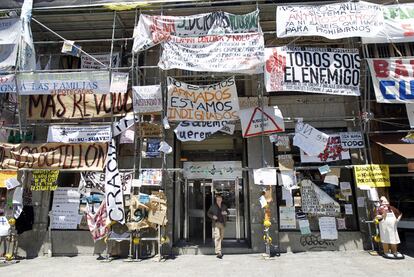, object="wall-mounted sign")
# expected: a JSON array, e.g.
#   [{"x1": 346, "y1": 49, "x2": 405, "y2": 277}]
[{"x1": 183, "y1": 161, "x2": 242, "y2": 180}]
